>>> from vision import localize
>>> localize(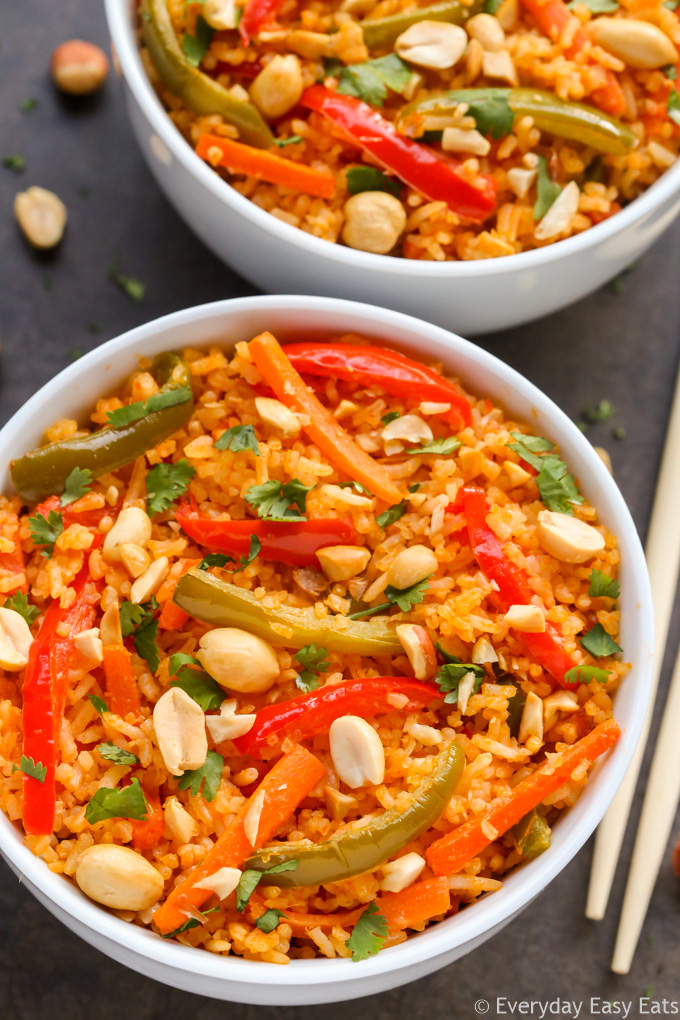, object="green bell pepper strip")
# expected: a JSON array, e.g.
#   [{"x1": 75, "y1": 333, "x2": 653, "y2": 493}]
[
  {"x1": 172, "y1": 569, "x2": 403, "y2": 655},
  {"x1": 362, "y1": 0, "x2": 481, "y2": 50},
  {"x1": 245, "y1": 740, "x2": 464, "y2": 886},
  {"x1": 141, "y1": 0, "x2": 273, "y2": 149},
  {"x1": 398, "y1": 88, "x2": 638, "y2": 156},
  {"x1": 511, "y1": 809, "x2": 552, "y2": 861},
  {"x1": 11, "y1": 352, "x2": 194, "y2": 505}
]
